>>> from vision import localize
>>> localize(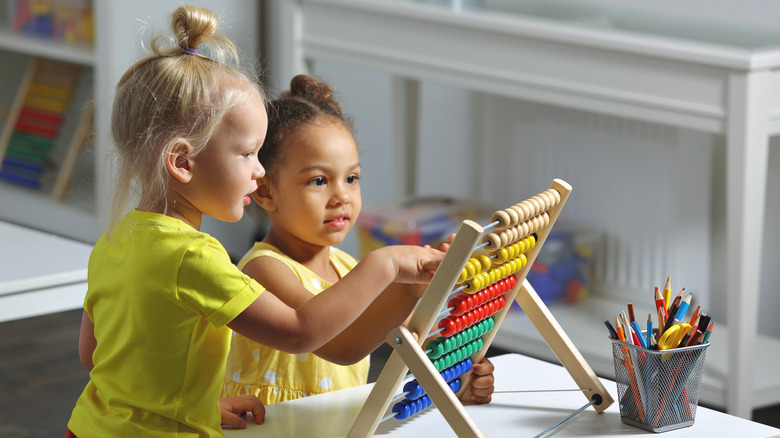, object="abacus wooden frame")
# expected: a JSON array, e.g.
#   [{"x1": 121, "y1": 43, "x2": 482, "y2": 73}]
[{"x1": 347, "y1": 178, "x2": 614, "y2": 438}]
